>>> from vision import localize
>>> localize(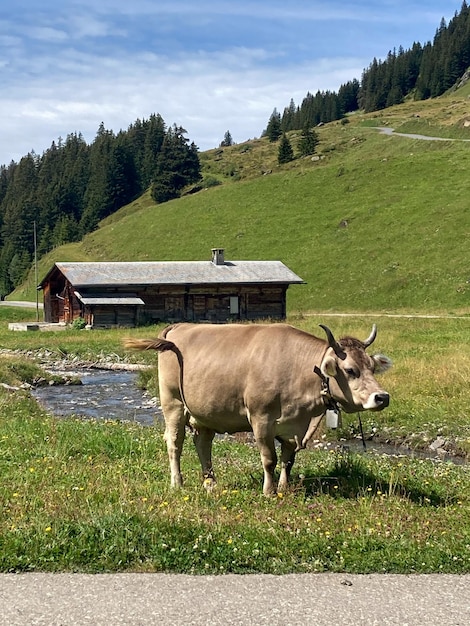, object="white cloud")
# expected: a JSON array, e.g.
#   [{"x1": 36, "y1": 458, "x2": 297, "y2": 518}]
[
  {"x1": 26, "y1": 26, "x2": 69, "y2": 43},
  {"x1": 0, "y1": 24, "x2": 367, "y2": 162}
]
